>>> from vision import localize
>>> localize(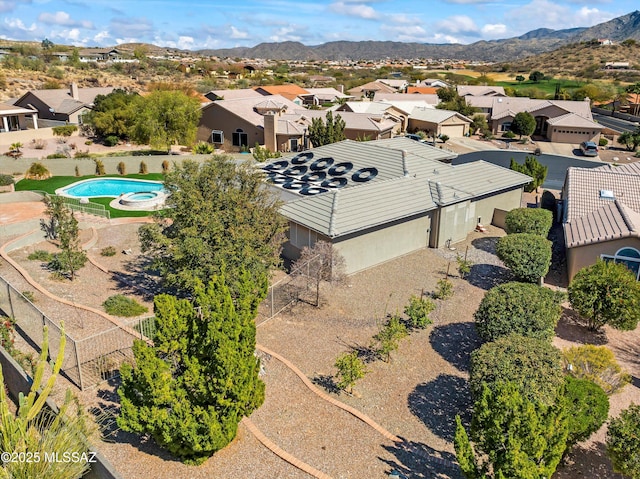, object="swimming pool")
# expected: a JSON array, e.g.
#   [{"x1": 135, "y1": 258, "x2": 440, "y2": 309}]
[{"x1": 57, "y1": 178, "x2": 165, "y2": 198}]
